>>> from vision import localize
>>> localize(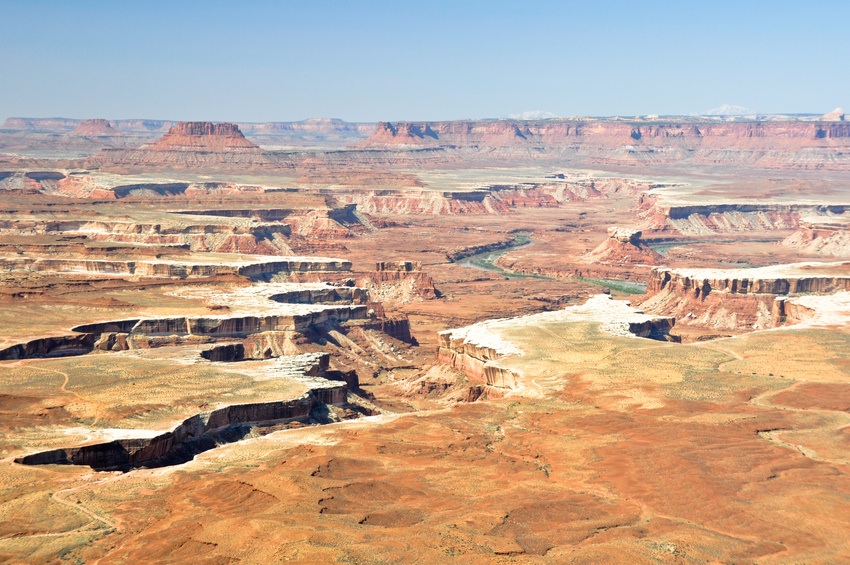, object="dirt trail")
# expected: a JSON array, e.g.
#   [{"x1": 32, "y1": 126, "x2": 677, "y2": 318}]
[{"x1": 21, "y1": 363, "x2": 108, "y2": 425}]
